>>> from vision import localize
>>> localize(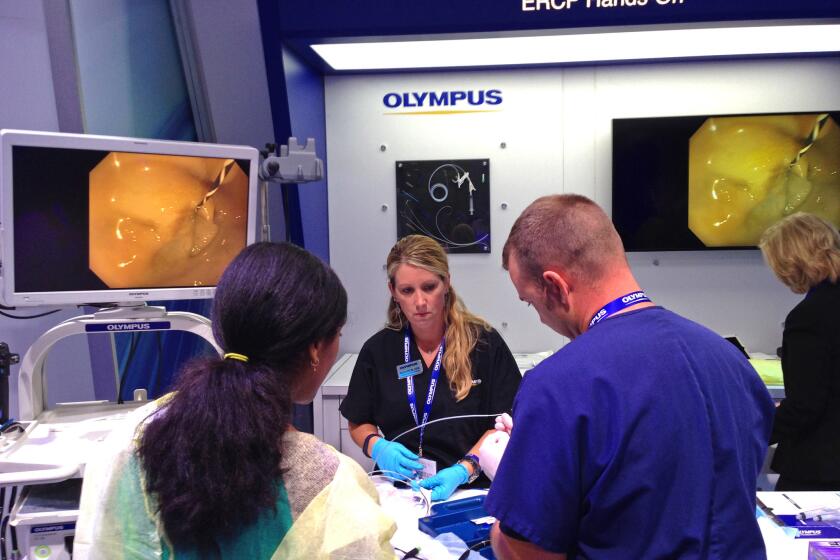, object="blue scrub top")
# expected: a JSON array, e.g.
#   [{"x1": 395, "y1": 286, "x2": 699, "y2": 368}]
[{"x1": 485, "y1": 307, "x2": 774, "y2": 559}]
